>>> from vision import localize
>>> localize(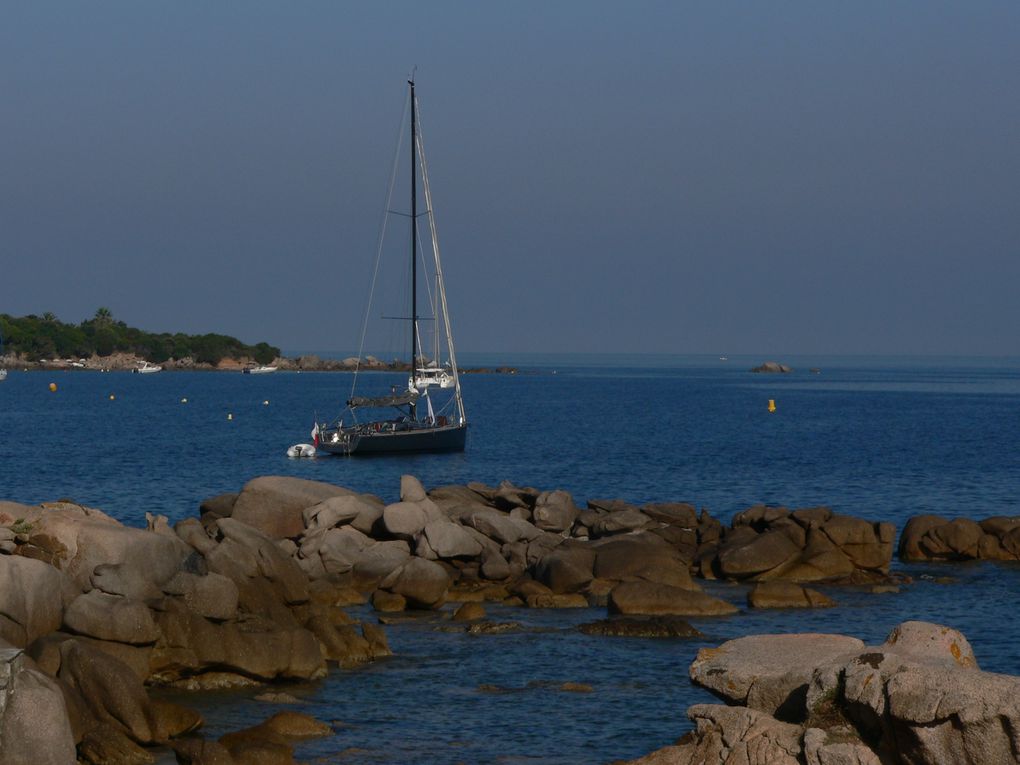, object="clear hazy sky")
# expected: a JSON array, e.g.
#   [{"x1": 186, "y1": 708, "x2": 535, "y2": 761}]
[{"x1": 2, "y1": 2, "x2": 1018, "y2": 356}]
